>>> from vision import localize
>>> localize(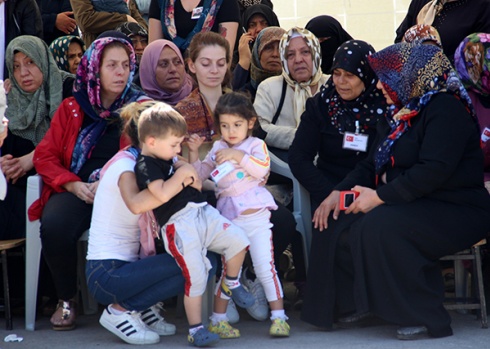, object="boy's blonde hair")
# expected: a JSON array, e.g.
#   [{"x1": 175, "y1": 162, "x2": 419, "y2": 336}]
[
  {"x1": 137, "y1": 102, "x2": 187, "y2": 142},
  {"x1": 120, "y1": 100, "x2": 159, "y2": 146}
]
